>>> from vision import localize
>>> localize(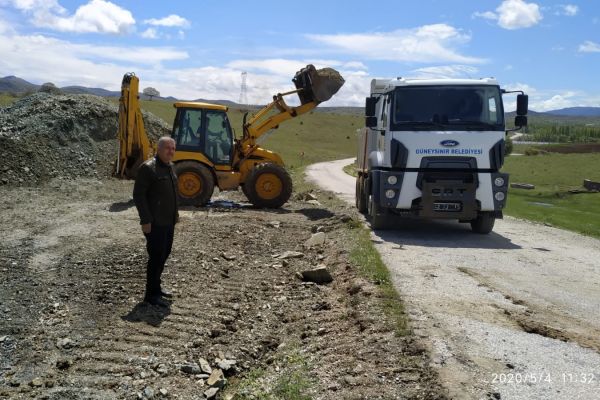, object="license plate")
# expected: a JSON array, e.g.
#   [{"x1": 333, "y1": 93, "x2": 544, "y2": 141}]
[{"x1": 434, "y1": 202, "x2": 462, "y2": 212}]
